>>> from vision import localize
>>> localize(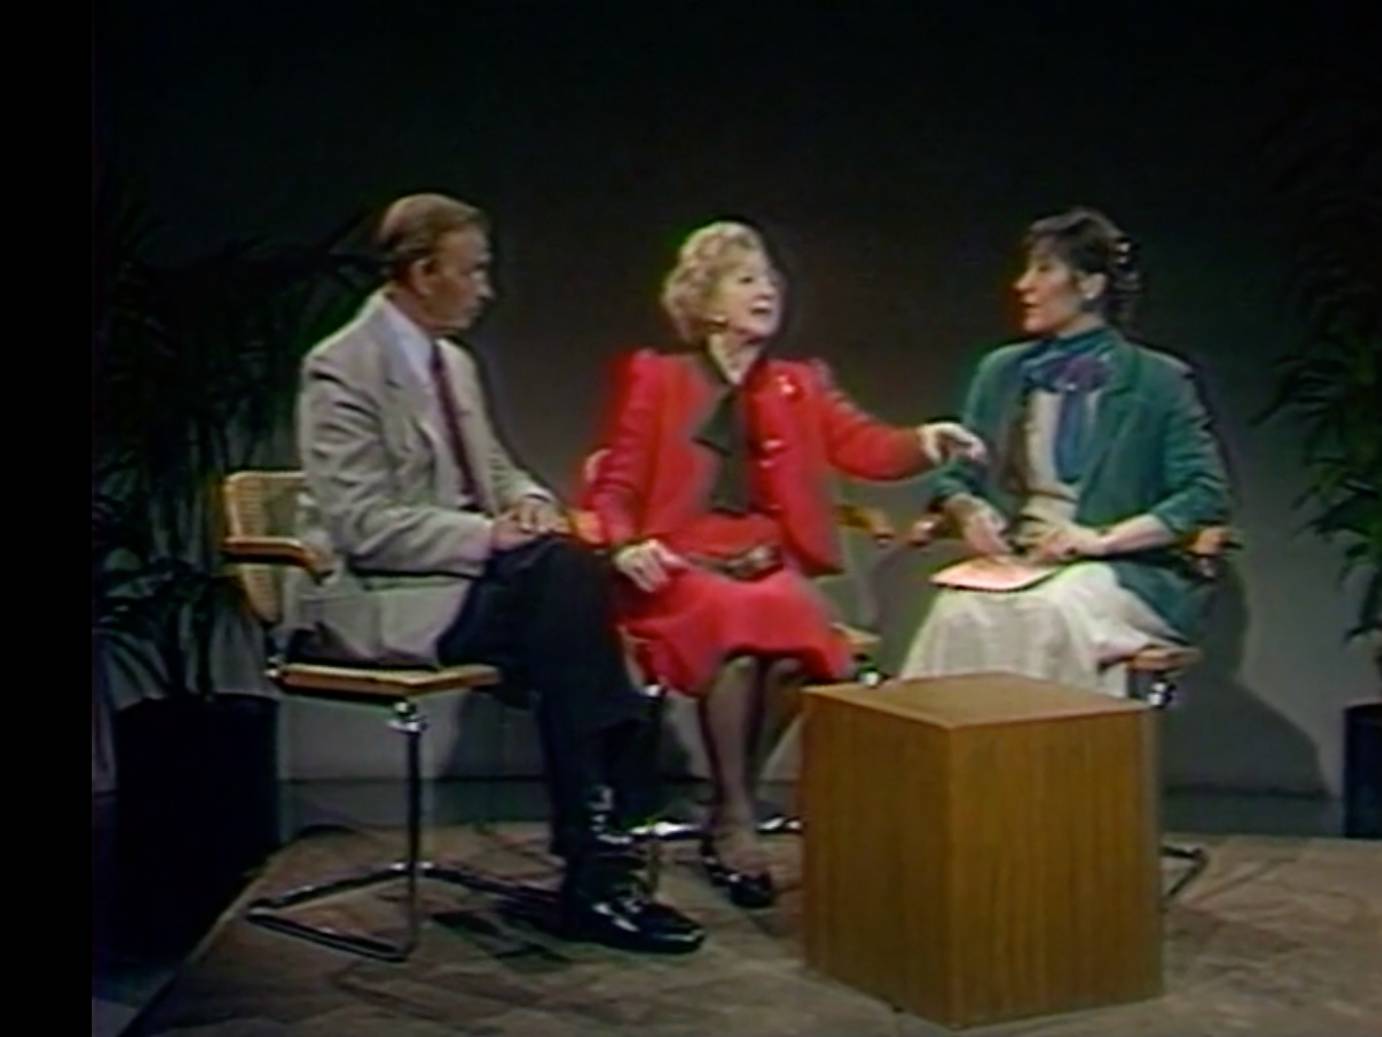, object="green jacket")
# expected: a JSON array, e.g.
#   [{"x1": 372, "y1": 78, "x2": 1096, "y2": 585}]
[{"x1": 930, "y1": 332, "x2": 1232, "y2": 640}]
